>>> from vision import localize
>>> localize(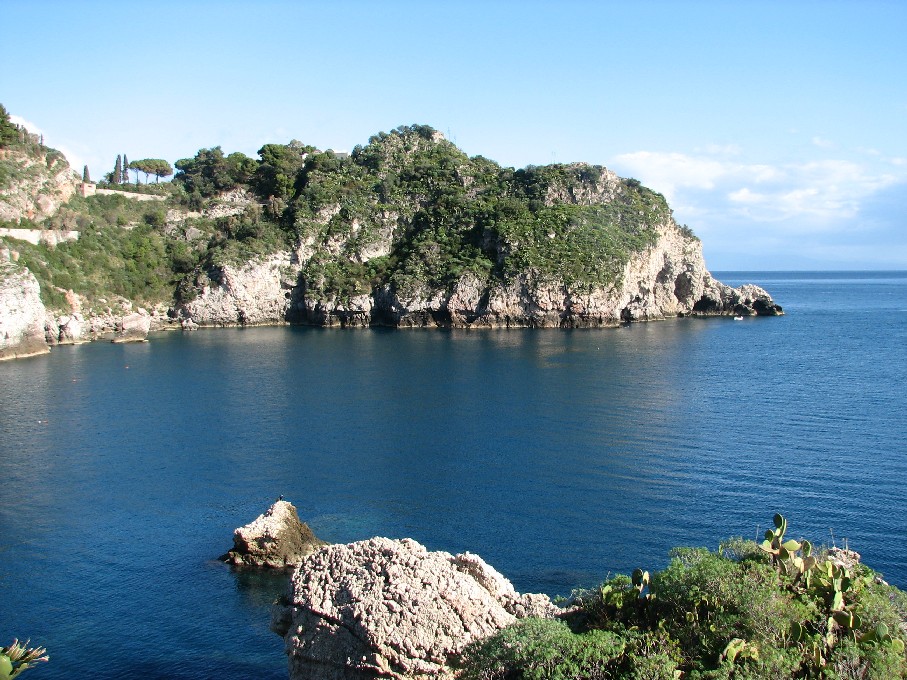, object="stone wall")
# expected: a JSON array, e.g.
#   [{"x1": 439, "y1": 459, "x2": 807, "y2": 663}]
[
  {"x1": 0, "y1": 228, "x2": 79, "y2": 246},
  {"x1": 95, "y1": 188, "x2": 166, "y2": 202}
]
